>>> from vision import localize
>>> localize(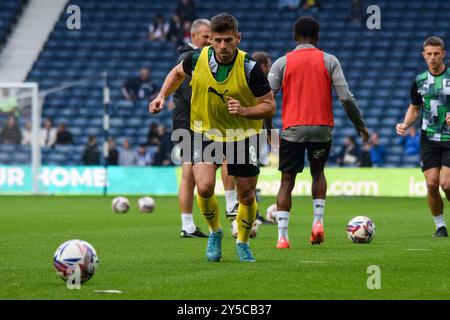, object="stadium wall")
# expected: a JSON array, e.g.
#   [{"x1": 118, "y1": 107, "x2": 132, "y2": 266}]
[{"x1": 0, "y1": 166, "x2": 434, "y2": 197}]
